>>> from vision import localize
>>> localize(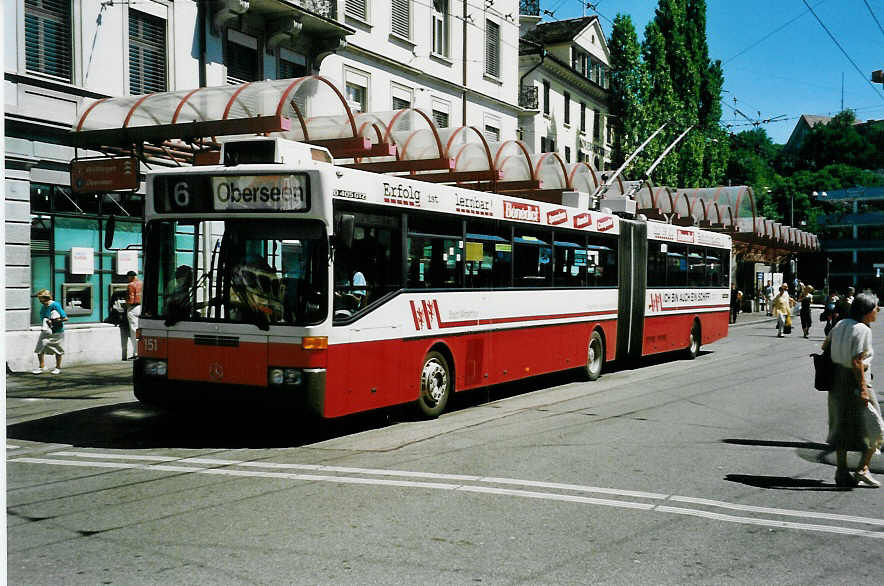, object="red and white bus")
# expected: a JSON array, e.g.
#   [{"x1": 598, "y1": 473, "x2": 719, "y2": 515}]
[{"x1": 132, "y1": 137, "x2": 731, "y2": 418}]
